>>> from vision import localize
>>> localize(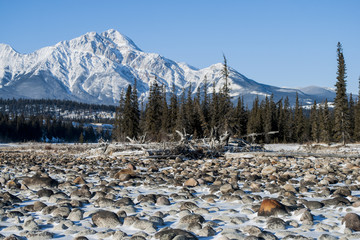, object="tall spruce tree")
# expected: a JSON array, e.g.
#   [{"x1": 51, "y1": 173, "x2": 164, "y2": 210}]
[
  {"x1": 210, "y1": 82, "x2": 220, "y2": 129},
  {"x1": 348, "y1": 93, "x2": 355, "y2": 139},
  {"x1": 169, "y1": 82, "x2": 178, "y2": 133},
  {"x1": 198, "y1": 75, "x2": 210, "y2": 136},
  {"x1": 247, "y1": 96, "x2": 262, "y2": 142},
  {"x1": 113, "y1": 89, "x2": 125, "y2": 141},
  {"x1": 334, "y1": 42, "x2": 349, "y2": 144},
  {"x1": 221, "y1": 54, "x2": 230, "y2": 98},
  {"x1": 294, "y1": 93, "x2": 305, "y2": 142},
  {"x1": 175, "y1": 88, "x2": 186, "y2": 133},
  {"x1": 310, "y1": 101, "x2": 319, "y2": 142},
  {"x1": 184, "y1": 83, "x2": 194, "y2": 134},
  {"x1": 263, "y1": 95, "x2": 277, "y2": 143},
  {"x1": 277, "y1": 99, "x2": 285, "y2": 142},
  {"x1": 131, "y1": 79, "x2": 140, "y2": 137},
  {"x1": 201, "y1": 76, "x2": 210, "y2": 135},
  {"x1": 283, "y1": 97, "x2": 293, "y2": 142},
  {"x1": 355, "y1": 76, "x2": 360, "y2": 141},
  {"x1": 263, "y1": 97, "x2": 272, "y2": 143},
  {"x1": 319, "y1": 99, "x2": 331, "y2": 143},
  {"x1": 161, "y1": 85, "x2": 170, "y2": 138},
  {"x1": 121, "y1": 82, "x2": 141, "y2": 140},
  {"x1": 145, "y1": 81, "x2": 163, "y2": 141},
  {"x1": 219, "y1": 54, "x2": 232, "y2": 131},
  {"x1": 202, "y1": 76, "x2": 209, "y2": 120},
  {"x1": 139, "y1": 100, "x2": 146, "y2": 136},
  {"x1": 123, "y1": 85, "x2": 134, "y2": 138},
  {"x1": 193, "y1": 88, "x2": 203, "y2": 138},
  {"x1": 234, "y1": 96, "x2": 247, "y2": 137}
]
